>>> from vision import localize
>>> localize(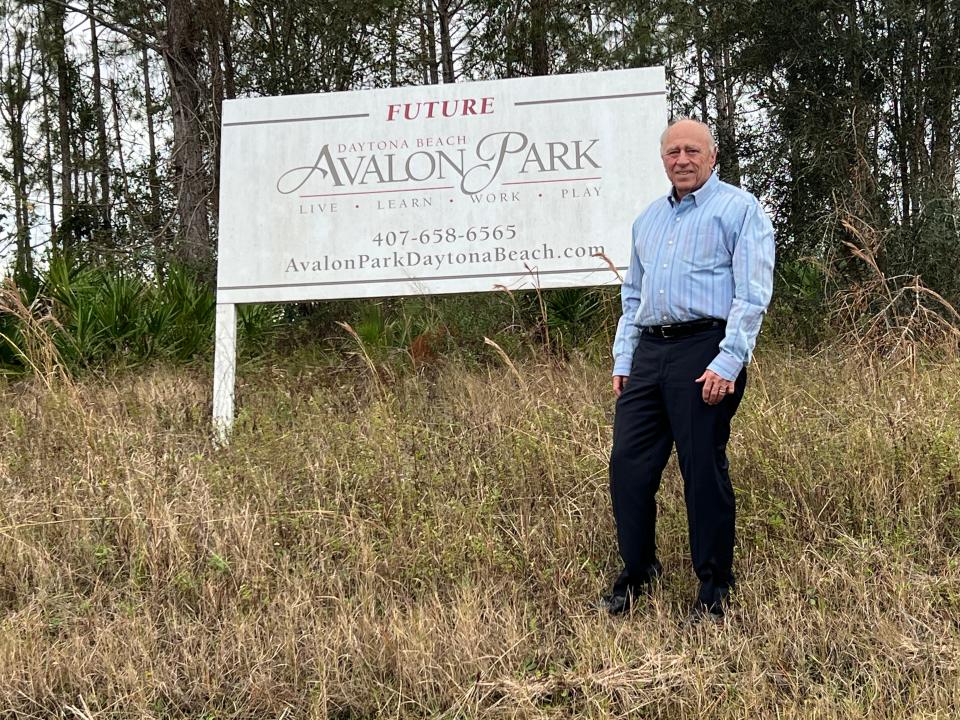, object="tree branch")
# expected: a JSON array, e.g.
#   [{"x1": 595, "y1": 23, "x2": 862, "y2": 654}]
[{"x1": 43, "y1": 0, "x2": 165, "y2": 55}]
